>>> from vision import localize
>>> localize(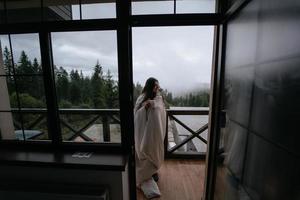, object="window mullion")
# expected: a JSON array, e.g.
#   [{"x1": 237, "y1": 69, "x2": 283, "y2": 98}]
[{"x1": 39, "y1": 31, "x2": 62, "y2": 146}]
